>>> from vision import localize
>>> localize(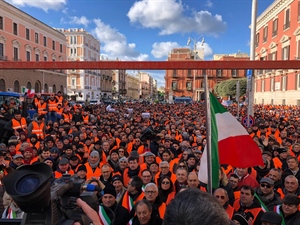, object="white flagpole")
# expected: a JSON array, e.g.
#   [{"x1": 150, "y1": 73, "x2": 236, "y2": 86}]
[
  {"x1": 204, "y1": 74, "x2": 212, "y2": 194},
  {"x1": 236, "y1": 80, "x2": 240, "y2": 119}
]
